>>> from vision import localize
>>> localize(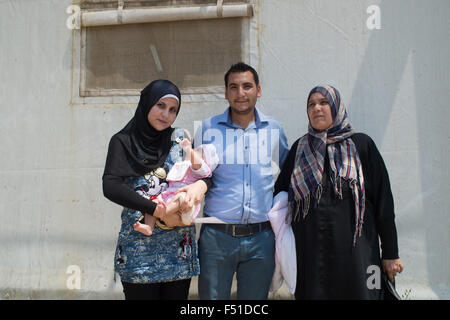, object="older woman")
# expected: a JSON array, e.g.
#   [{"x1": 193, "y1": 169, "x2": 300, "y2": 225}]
[{"x1": 274, "y1": 85, "x2": 403, "y2": 299}]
